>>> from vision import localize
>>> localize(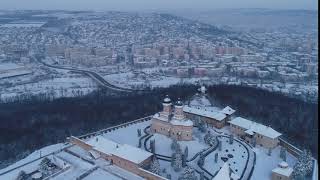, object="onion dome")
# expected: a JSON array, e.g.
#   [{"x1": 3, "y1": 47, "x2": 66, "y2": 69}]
[
  {"x1": 279, "y1": 161, "x2": 289, "y2": 168},
  {"x1": 163, "y1": 95, "x2": 171, "y2": 104},
  {"x1": 175, "y1": 98, "x2": 183, "y2": 106}
]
